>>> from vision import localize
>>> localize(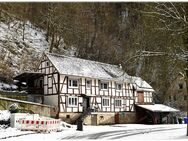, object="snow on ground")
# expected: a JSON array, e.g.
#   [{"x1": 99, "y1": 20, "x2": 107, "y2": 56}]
[{"x1": 0, "y1": 124, "x2": 187, "y2": 141}]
